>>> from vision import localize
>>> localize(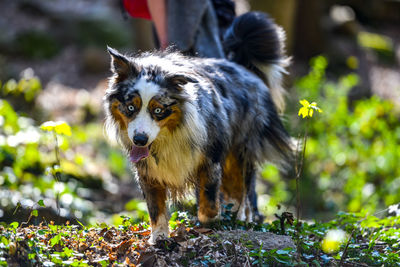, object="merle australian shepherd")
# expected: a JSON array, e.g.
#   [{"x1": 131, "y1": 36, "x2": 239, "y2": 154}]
[{"x1": 104, "y1": 12, "x2": 293, "y2": 244}]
